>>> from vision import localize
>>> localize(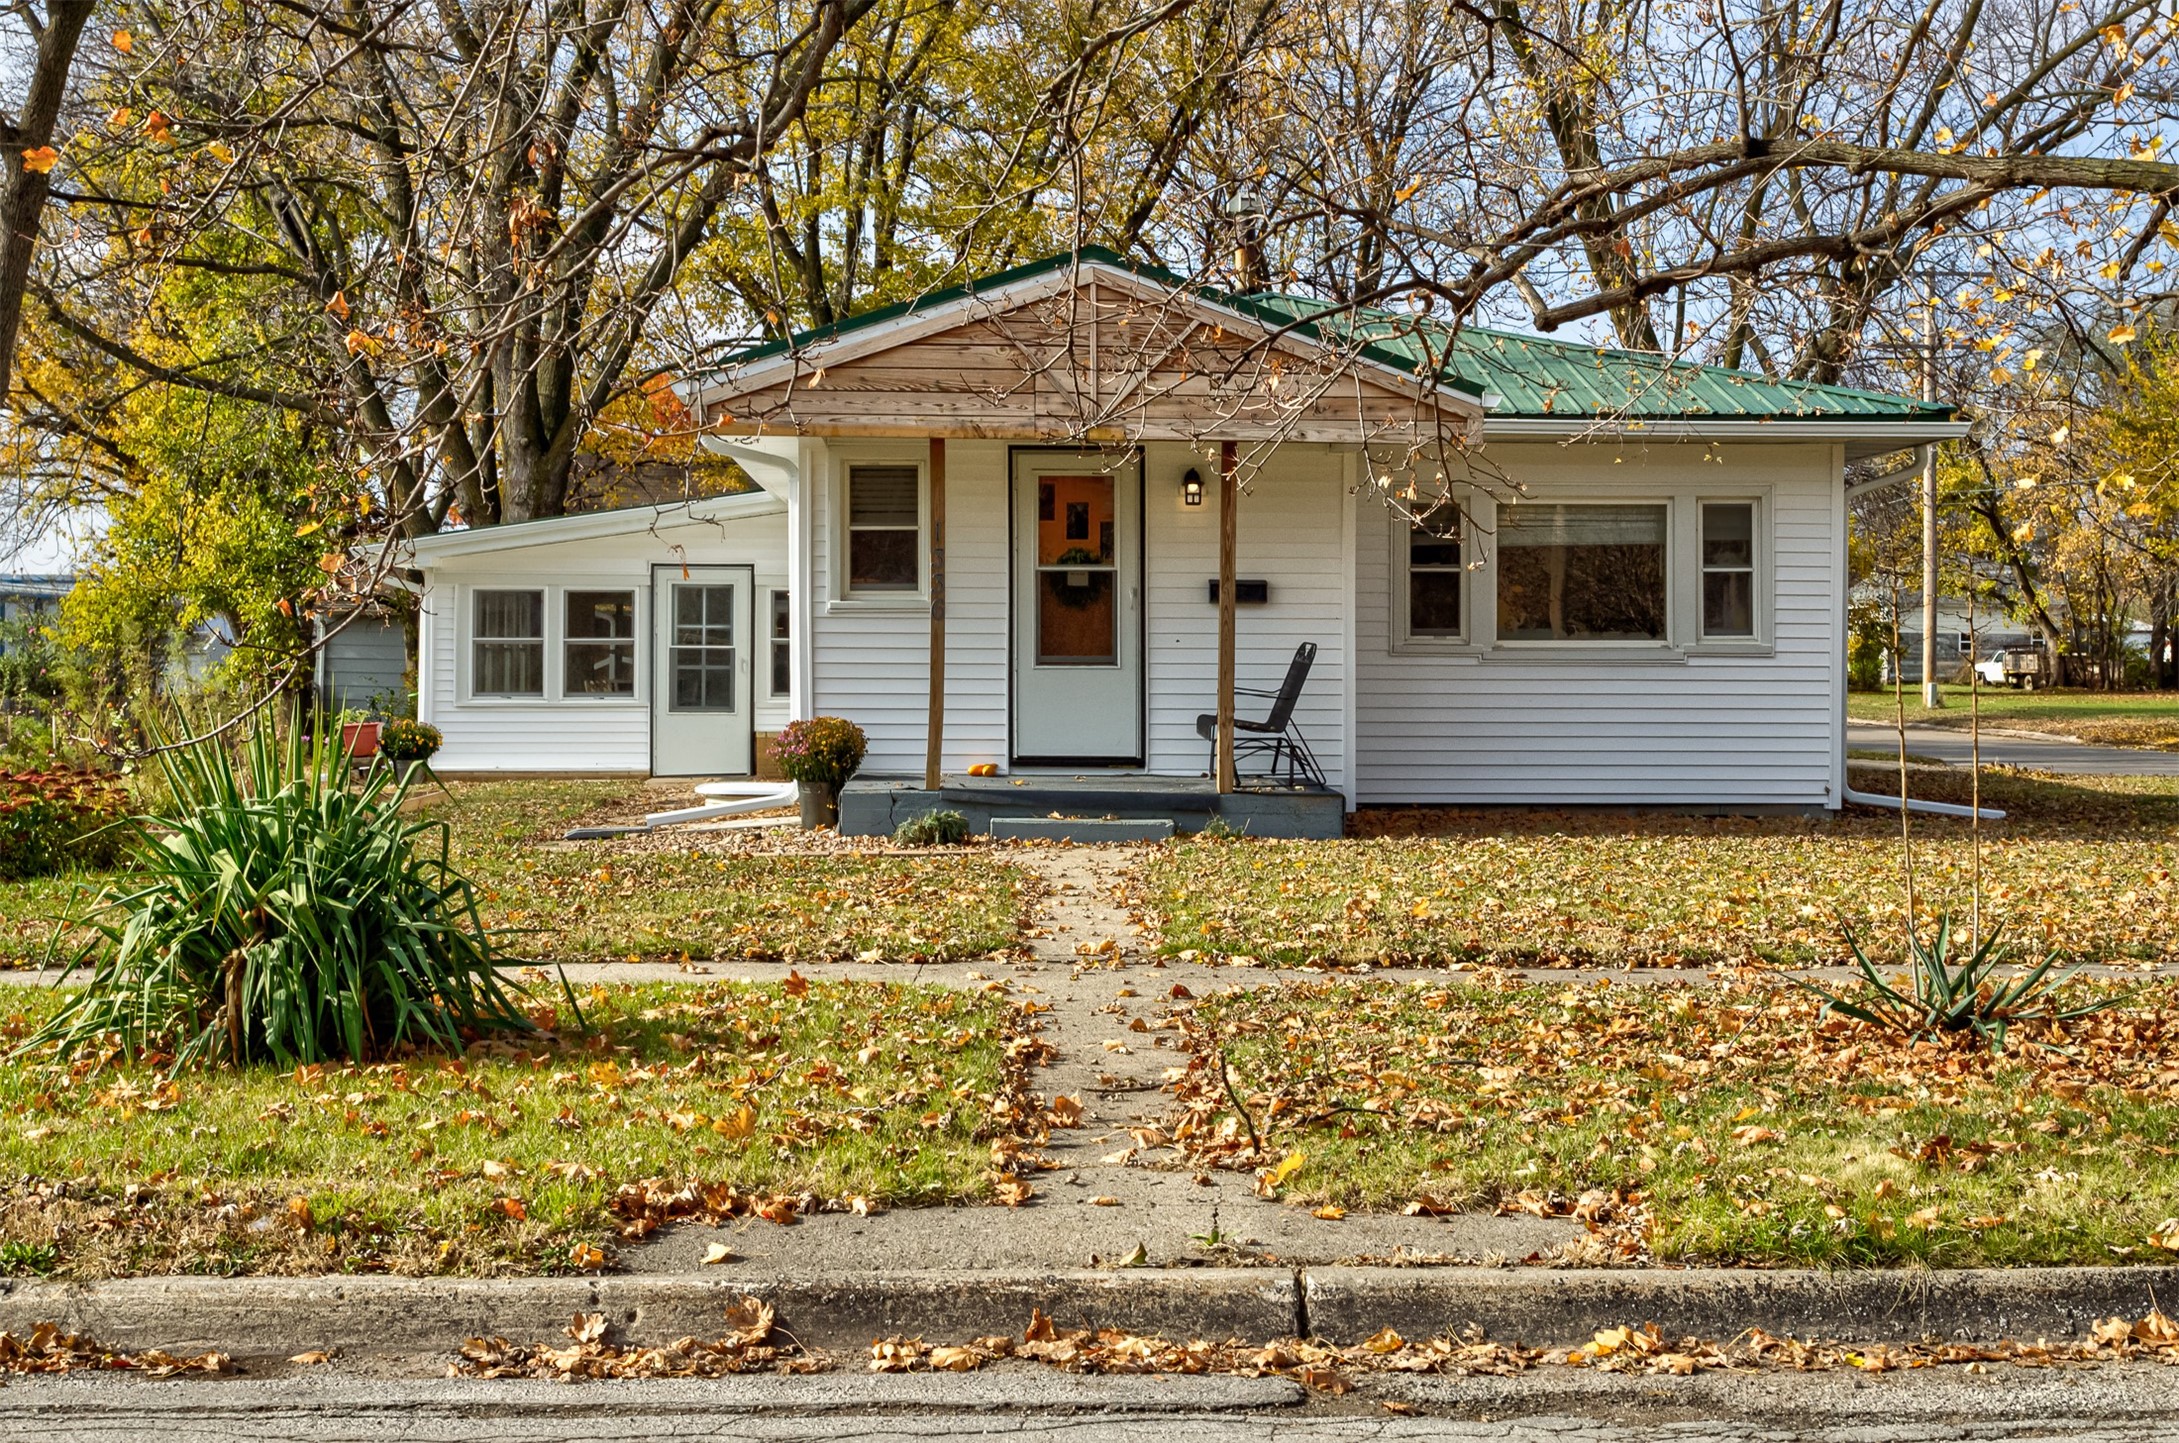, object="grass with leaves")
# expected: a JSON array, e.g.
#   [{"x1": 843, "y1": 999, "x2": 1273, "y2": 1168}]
[
  {"x1": 1136, "y1": 768, "x2": 2179, "y2": 969},
  {"x1": 1, "y1": 778, "x2": 1032, "y2": 968},
  {"x1": 1171, "y1": 975, "x2": 2179, "y2": 1268},
  {"x1": 0, "y1": 977, "x2": 1033, "y2": 1278}
]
